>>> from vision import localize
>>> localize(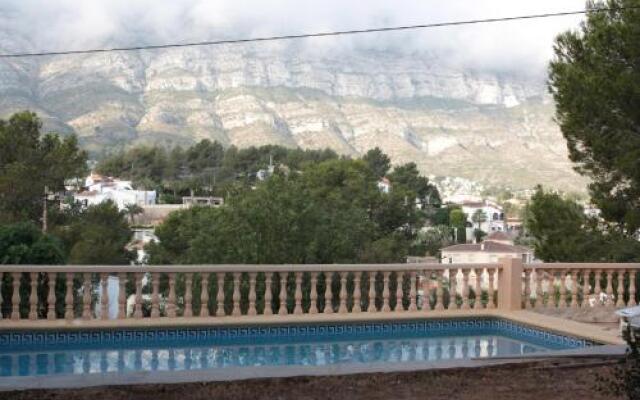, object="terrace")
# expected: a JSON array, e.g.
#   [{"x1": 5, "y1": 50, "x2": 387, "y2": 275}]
[{"x1": 0, "y1": 259, "x2": 632, "y2": 392}]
